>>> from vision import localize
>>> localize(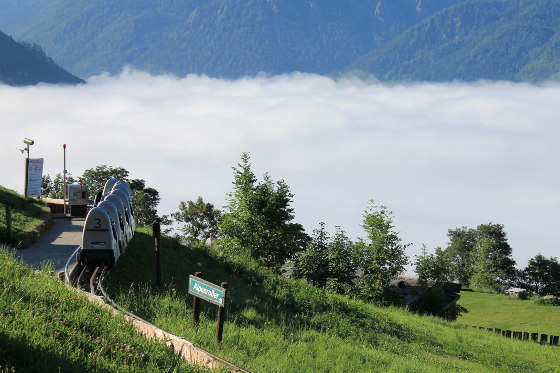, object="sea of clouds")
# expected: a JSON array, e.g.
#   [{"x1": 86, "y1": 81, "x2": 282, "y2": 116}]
[{"x1": 1, "y1": 69, "x2": 559, "y2": 269}]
